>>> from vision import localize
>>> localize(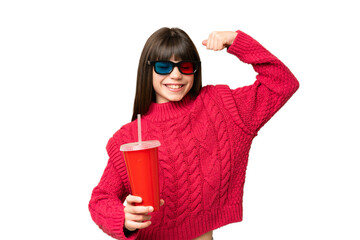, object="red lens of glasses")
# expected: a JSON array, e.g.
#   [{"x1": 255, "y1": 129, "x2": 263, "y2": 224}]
[{"x1": 179, "y1": 61, "x2": 195, "y2": 74}]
